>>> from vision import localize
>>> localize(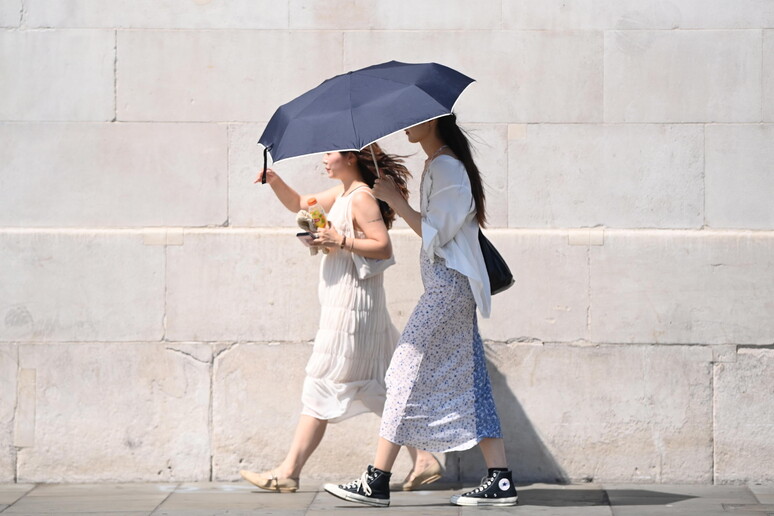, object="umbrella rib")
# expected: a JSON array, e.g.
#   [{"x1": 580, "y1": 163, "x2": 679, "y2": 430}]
[{"x1": 347, "y1": 73, "x2": 359, "y2": 146}]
